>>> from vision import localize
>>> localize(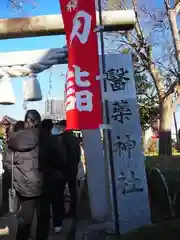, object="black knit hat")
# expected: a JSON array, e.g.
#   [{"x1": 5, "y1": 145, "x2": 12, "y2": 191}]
[{"x1": 24, "y1": 109, "x2": 41, "y2": 128}]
